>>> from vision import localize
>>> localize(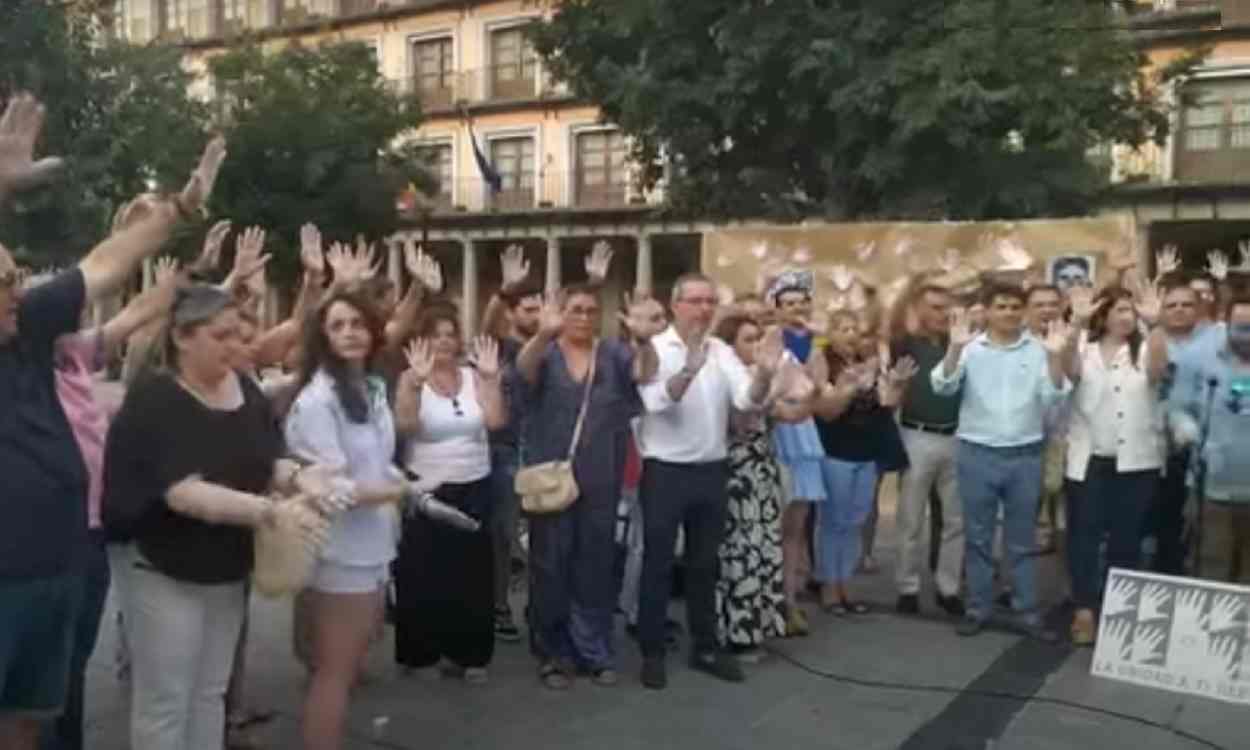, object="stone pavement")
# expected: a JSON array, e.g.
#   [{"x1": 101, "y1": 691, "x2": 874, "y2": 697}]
[{"x1": 81, "y1": 475, "x2": 1247, "y2": 750}]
